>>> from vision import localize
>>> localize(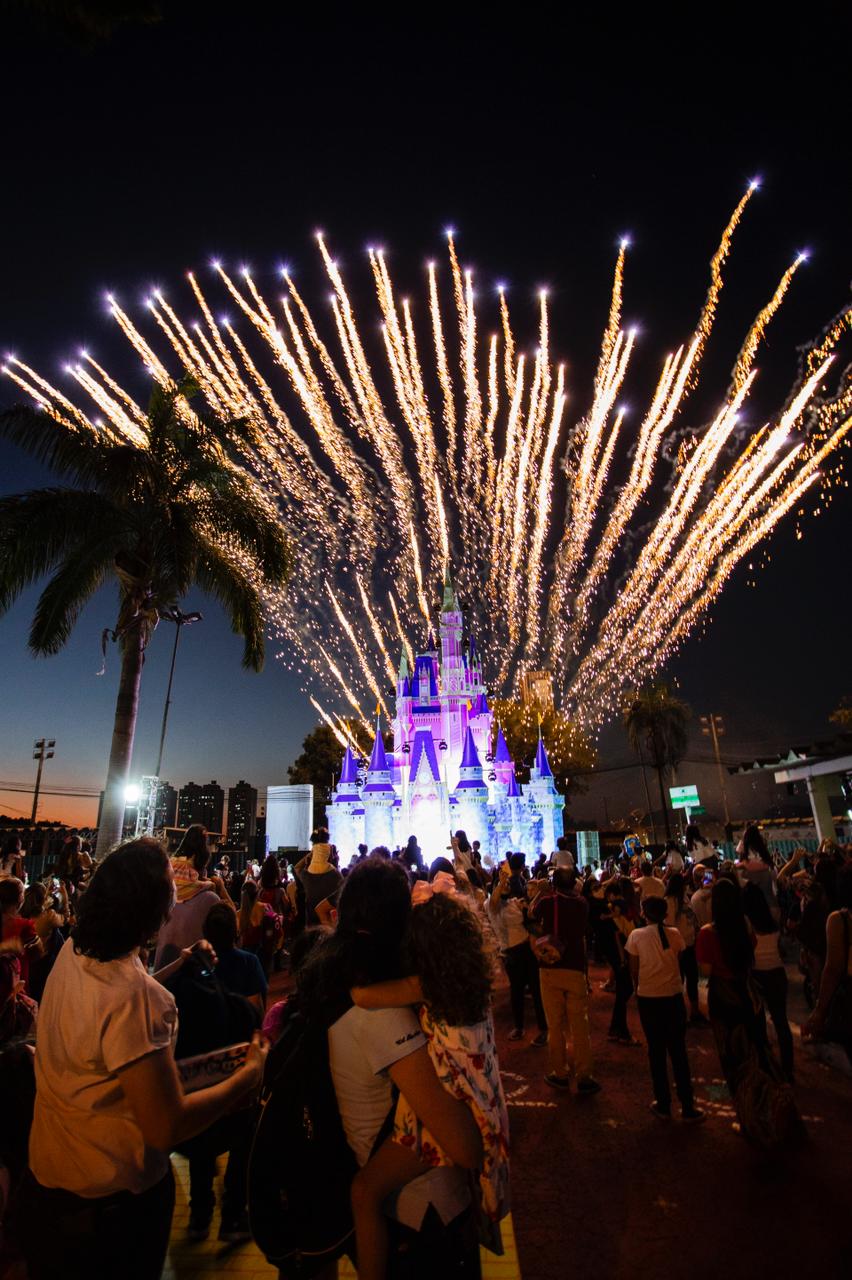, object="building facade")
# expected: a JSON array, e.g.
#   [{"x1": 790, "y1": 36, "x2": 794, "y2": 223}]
[
  {"x1": 227, "y1": 780, "x2": 258, "y2": 849},
  {"x1": 177, "y1": 780, "x2": 225, "y2": 833}
]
